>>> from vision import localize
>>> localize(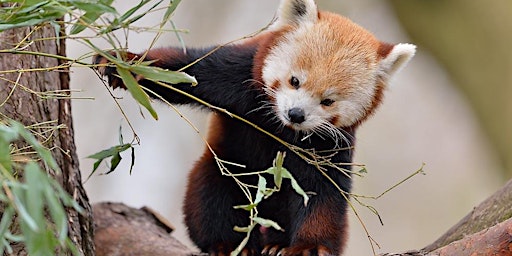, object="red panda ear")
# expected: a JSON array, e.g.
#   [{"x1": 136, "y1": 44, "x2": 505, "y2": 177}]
[
  {"x1": 378, "y1": 43, "x2": 416, "y2": 78},
  {"x1": 272, "y1": 0, "x2": 318, "y2": 29}
]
